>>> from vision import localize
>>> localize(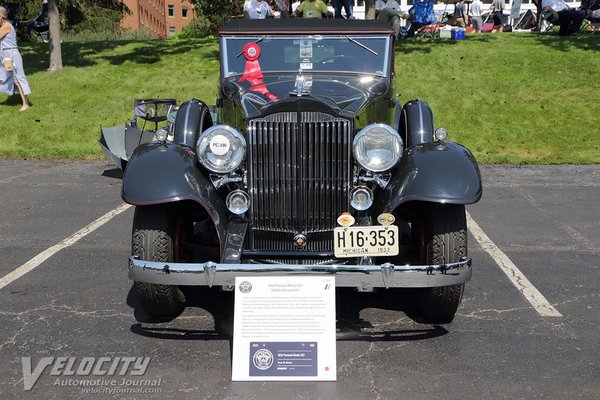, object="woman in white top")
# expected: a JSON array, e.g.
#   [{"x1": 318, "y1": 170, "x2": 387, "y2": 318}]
[
  {"x1": 244, "y1": 0, "x2": 274, "y2": 19},
  {"x1": 0, "y1": 6, "x2": 31, "y2": 111}
]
